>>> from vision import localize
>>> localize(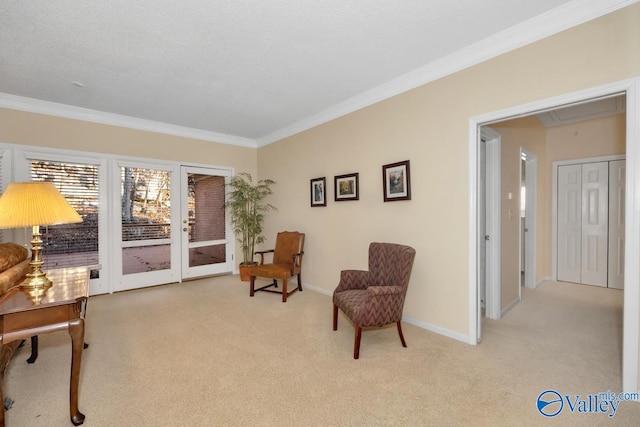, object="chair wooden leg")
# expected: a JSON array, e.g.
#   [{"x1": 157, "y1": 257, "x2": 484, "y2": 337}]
[
  {"x1": 397, "y1": 321, "x2": 407, "y2": 348},
  {"x1": 333, "y1": 304, "x2": 338, "y2": 330},
  {"x1": 282, "y1": 275, "x2": 288, "y2": 302},
  {"x1": 354, "y1": 327, "x2": 362, "y2": 359},
  {"x1": 273, "y1": 279, "x2": 278, "y2": 288},
  {"x1": 297, "y1": 274, "x2": 302, "y2": 292},
  {"x1": 250, "y1": 276, "x2": 255, "y2": 297}
]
